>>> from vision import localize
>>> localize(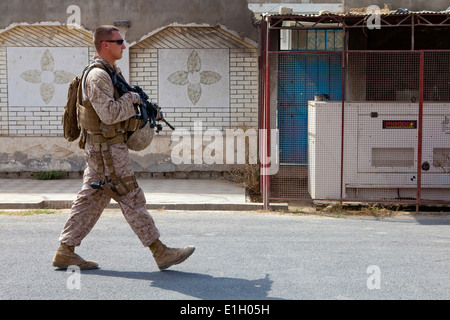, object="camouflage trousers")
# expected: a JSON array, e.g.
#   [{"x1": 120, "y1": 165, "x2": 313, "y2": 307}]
[{"x1": 58, "y1": 141, "x2": 160, "y2": 247}]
